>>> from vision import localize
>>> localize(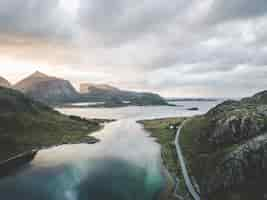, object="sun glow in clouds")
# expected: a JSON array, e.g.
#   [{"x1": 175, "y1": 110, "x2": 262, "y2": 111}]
[{"x1": 59, "y1": 0, "x2": 80, "y2": 18}]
